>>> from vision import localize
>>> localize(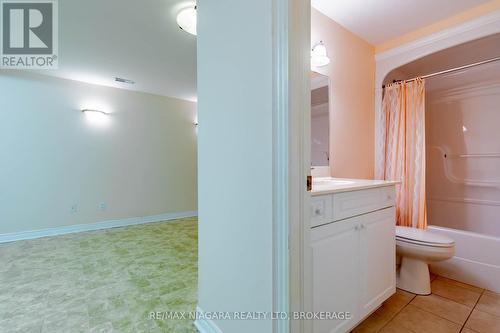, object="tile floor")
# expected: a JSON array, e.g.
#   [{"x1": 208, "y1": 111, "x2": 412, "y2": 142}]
[
  {"x1": 0, "y1": 217, "x2": 198, "y2": 333},
  {"x1": 353, "y1": 274, "x2": 500, "y2": 333}
]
